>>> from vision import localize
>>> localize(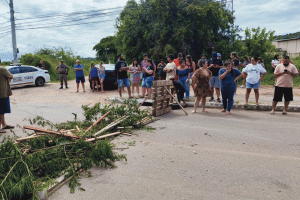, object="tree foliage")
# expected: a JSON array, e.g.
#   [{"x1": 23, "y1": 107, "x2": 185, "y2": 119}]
[
  {"x1": 115, "y1": 0, "x2": 238, "y2": 63},
  {"x1": 275, "y1": 31, "x2": 300, "y2": 40},
  {"x1": 93, "y1": 36, "x2": 117, "y2": 63}
]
